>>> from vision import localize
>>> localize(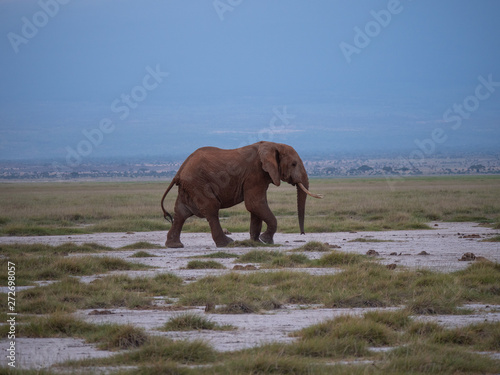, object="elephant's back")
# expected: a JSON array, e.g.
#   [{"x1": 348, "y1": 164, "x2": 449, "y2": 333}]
[{"x1": 184, "y1": 146, "x2": 254, "y2": 169}]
